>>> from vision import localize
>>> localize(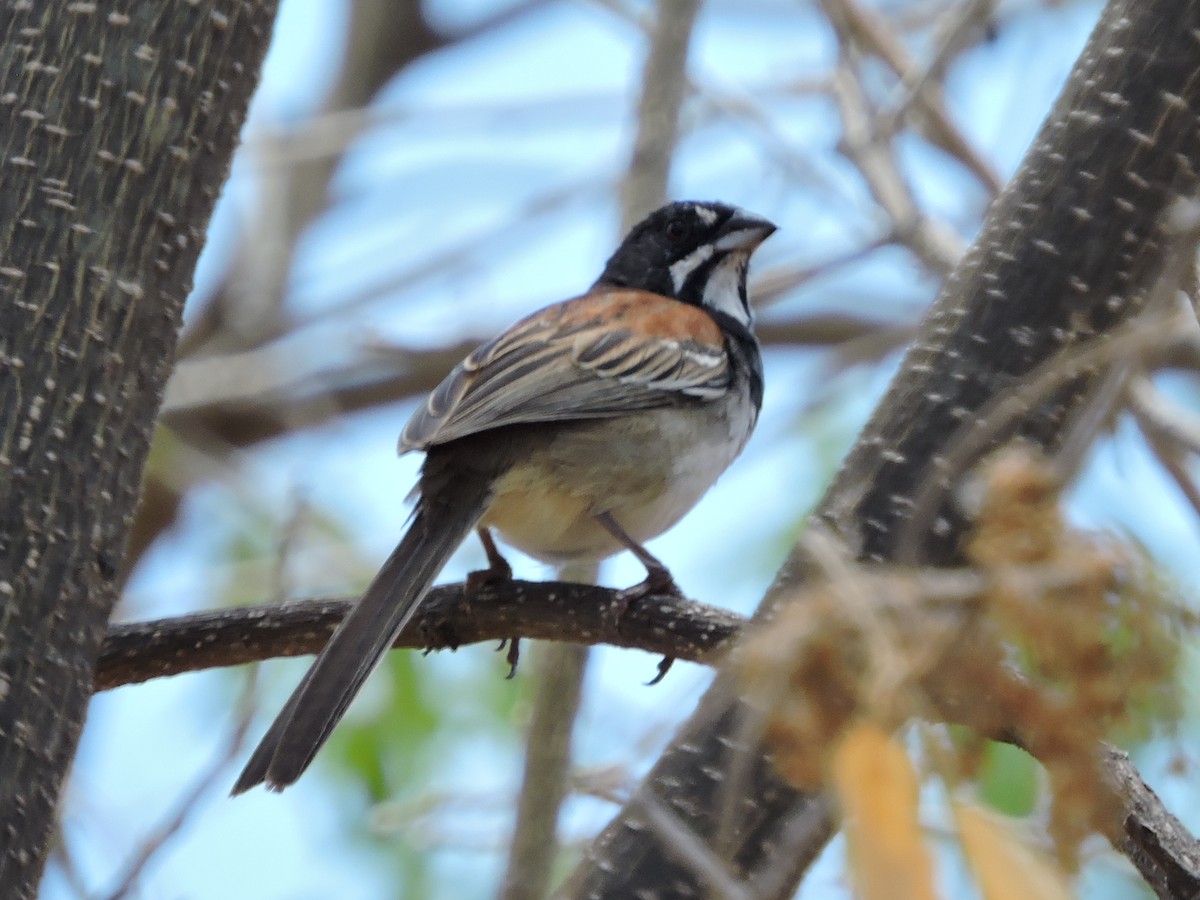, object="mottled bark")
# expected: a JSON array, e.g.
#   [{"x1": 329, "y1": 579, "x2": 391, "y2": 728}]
[
  {"x1": 0, "y1": 2, "x2": 277, "y2": 894},
  {"x1": 564, "y1": 1, "x2": 1200, "y2": 897}
]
